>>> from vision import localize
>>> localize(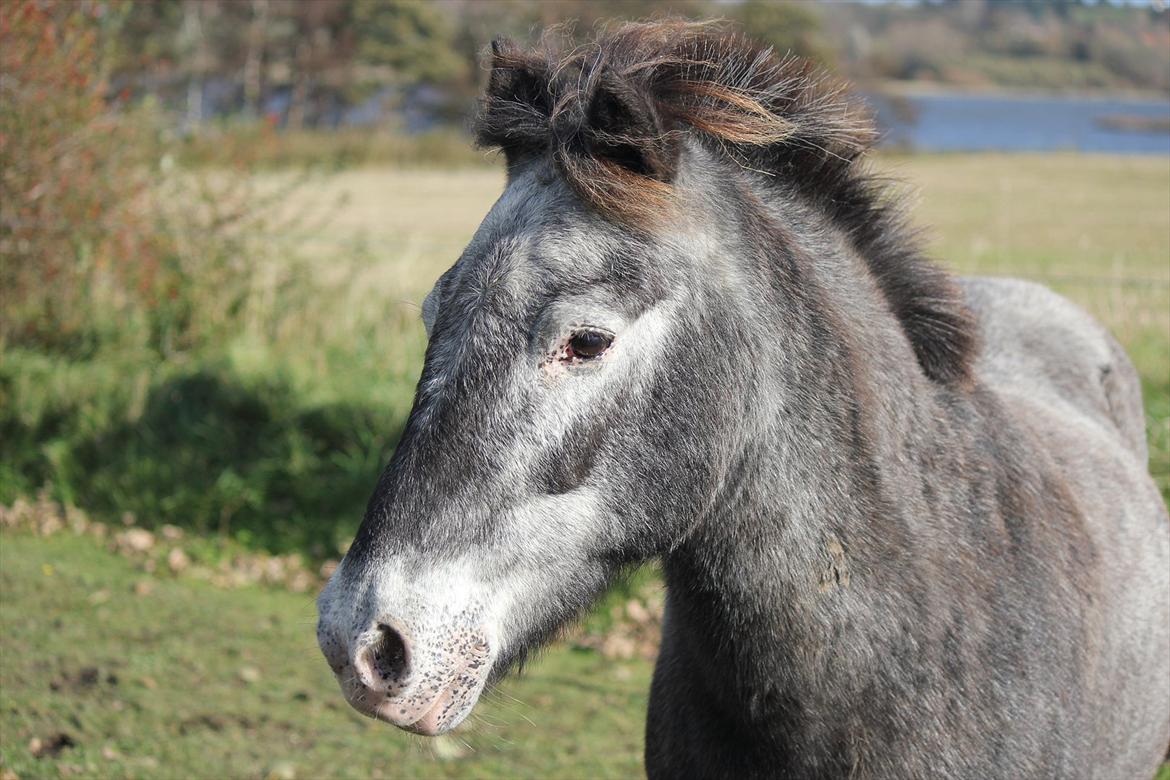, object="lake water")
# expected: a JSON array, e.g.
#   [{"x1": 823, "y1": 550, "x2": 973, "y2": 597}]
[{"x1": 868, "y1": 92, "x2": 1170, "y2": 154}]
